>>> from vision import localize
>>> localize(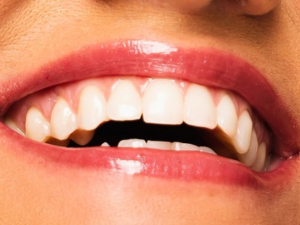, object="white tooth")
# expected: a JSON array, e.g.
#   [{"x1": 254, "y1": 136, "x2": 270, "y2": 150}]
[
  {"x1": 172, "y1": 142, "x2": 199, "y2": 151},
  {"x1": 238, "y1": 130, "x2": 258, "y2": 166},
  {"x1": 251, "y1": 142, "x2": 267, "y2": 172},
  {"x1": 70, "y1": 130, "x2": 94, "y2": 146},
  {"x1": 51, "y1": 98, "x2": 77, "y2": 140},
  {"x1": 184, "y1": 84, "x2": 217, "y2": 129},
  {"x1": 25, "y1": 107, "x2": 50, "y2": 142},
  {"x1": 4, "y1": 117, "x2": 25, "y2": 136},
  {"x1": 143, "y1": 79, "x2": 183, "y2": 125},
  {"x1": 107, "y1": 80, "x2": 142, "y2": 121},
  {"x1": 198, "y1": 146, "x2": 217, "y2": 155},
  {"x1": 217, "y1": 94, "x2": 238, "y2": 137},
  {"x1": 101, "y1": 142, "x2": 110, "y2": 147},
  {"x1": 234, "y1": 111, "x2": 253, "y2": 154},
  {"x1": 146, "y1": 140, "x2": 172, "y2": 150},
  {"x1": 263, "y1": 155, "x2": 272, "y2": 172},
  {"x1": 77, "y1": 86, "x2": 107, "y2": 130},
  {"x1": 118, "y1": 139, "x2": 146, "y2": 148}
]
